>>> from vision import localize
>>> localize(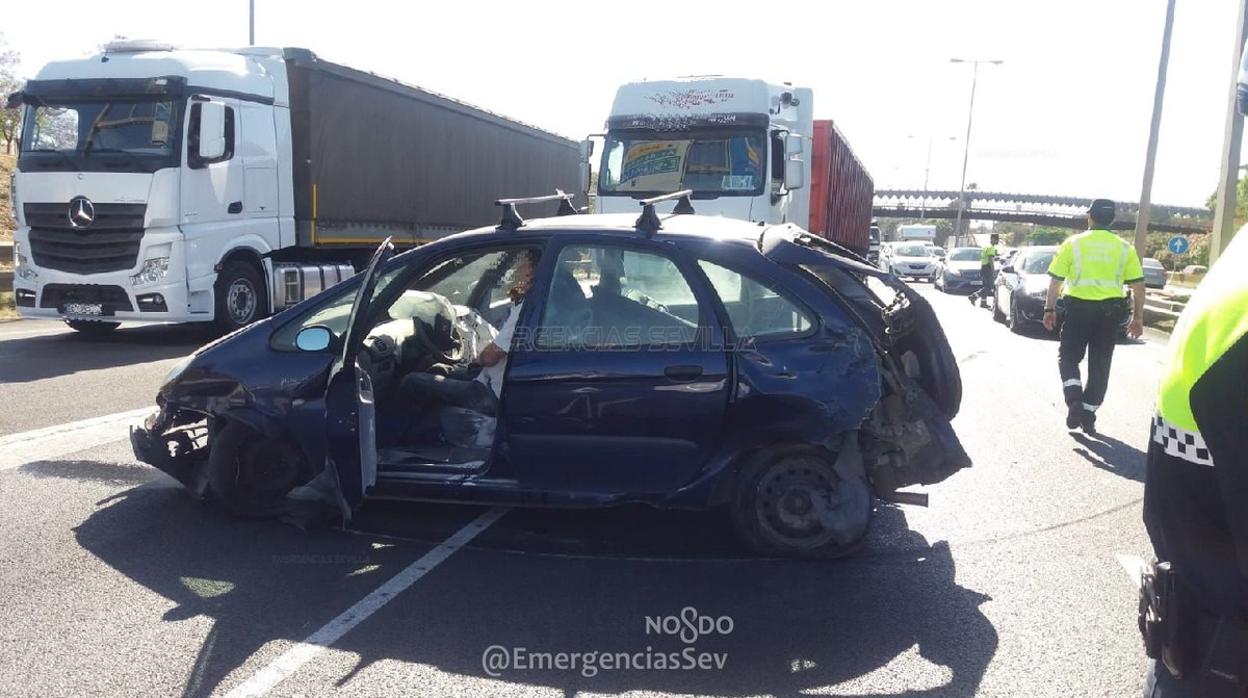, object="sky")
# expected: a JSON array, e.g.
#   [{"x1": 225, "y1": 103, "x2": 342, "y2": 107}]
[{"x1": 4, "y1": 0, "x2": 1245, "y2": 208}]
